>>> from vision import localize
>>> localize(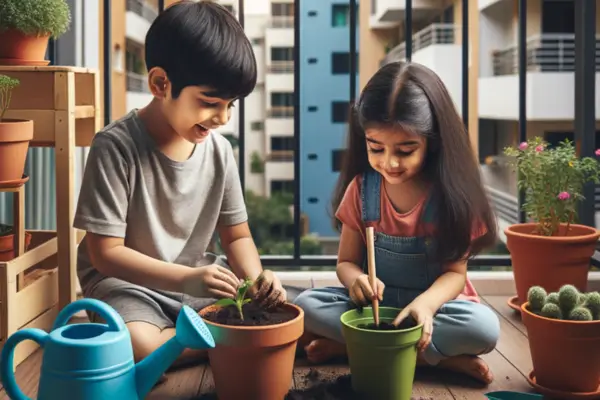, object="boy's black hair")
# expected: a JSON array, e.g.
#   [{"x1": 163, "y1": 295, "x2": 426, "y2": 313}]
[{"x1": 145, "y1": 0, "x2": 257, "y2": 100}]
